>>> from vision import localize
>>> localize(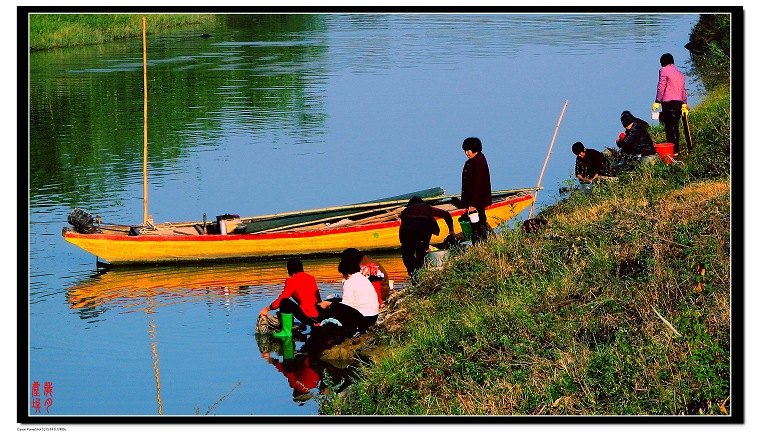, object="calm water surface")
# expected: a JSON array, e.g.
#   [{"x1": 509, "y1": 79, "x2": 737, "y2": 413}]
[{"x1": 26, "y1": 13, "x2": 701, "y2": 417}]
